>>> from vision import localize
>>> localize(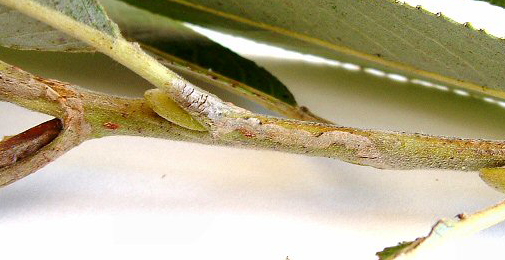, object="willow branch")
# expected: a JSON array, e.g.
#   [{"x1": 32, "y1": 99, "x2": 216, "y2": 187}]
[{"x1": 3, "y1": 59, "x2": 505, "y2": 188}]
